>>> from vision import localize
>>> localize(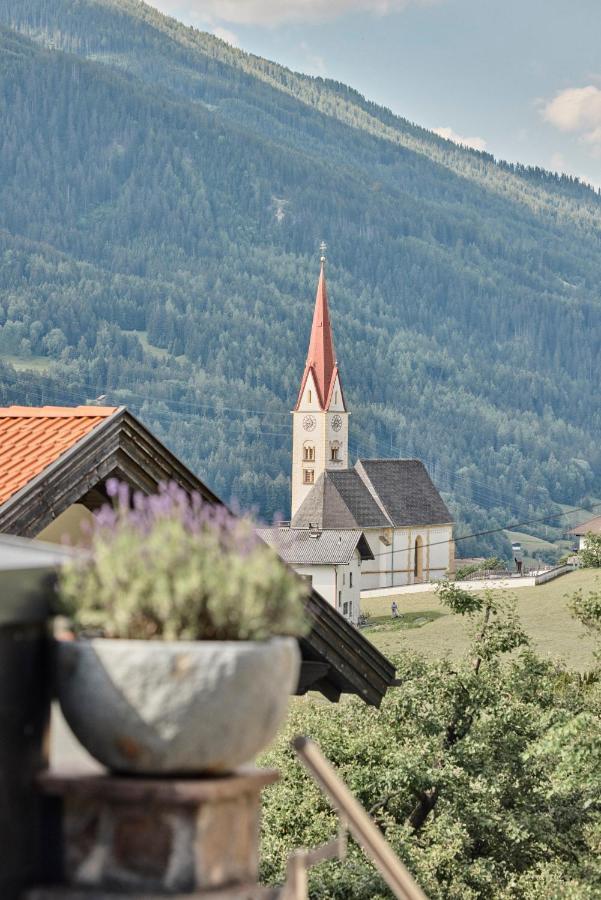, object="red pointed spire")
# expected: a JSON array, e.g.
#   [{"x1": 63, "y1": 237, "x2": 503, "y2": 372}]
[{"x1": 295, "y1": 258, "x2": 340, "y2": 410}]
